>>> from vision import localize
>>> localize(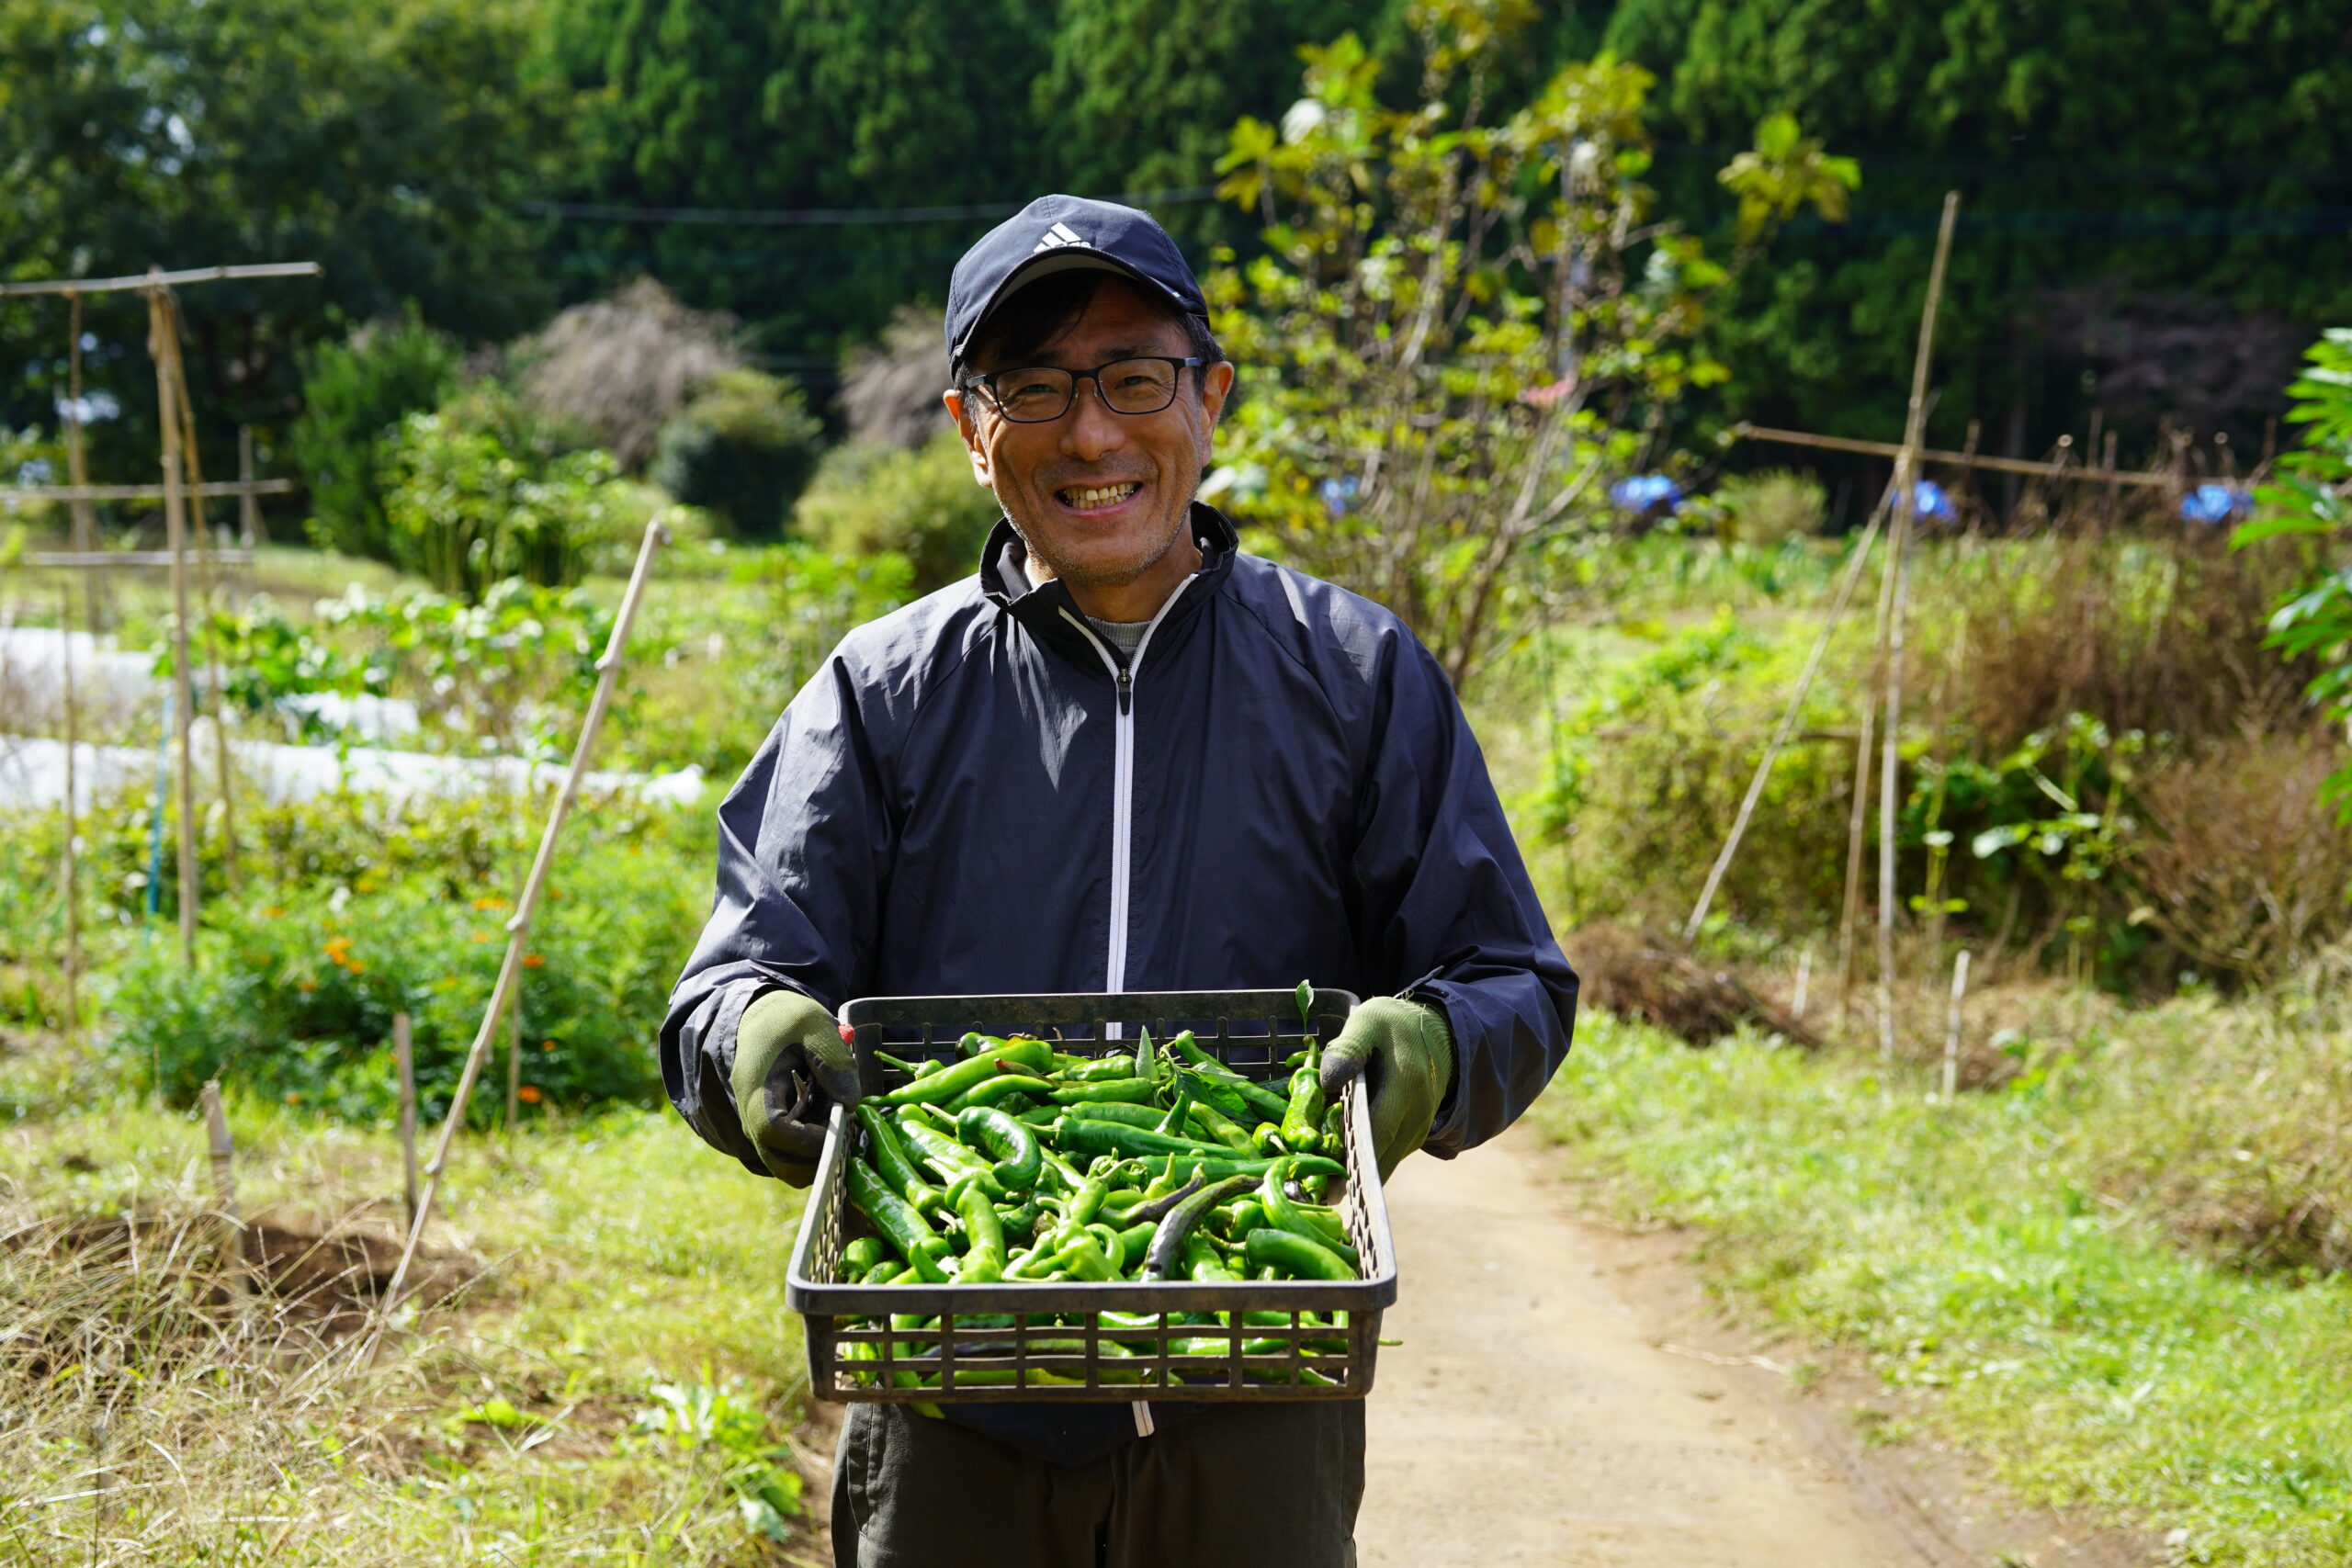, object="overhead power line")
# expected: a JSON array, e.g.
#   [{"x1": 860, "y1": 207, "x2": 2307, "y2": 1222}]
[{"x1": 521, "y1": 185, "x2": 1220, "y2": 228}]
